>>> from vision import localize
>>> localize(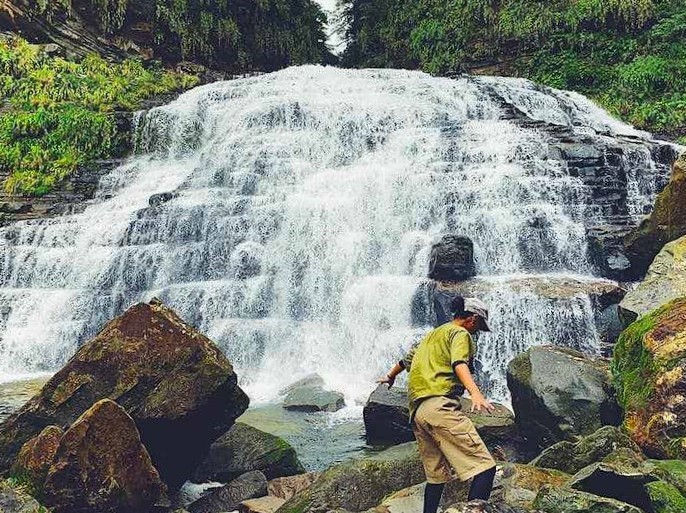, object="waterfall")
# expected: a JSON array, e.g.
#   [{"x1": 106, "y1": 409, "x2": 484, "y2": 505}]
[{"x1": 0, "y1": 67, "x2": 674, "y2": 404}]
